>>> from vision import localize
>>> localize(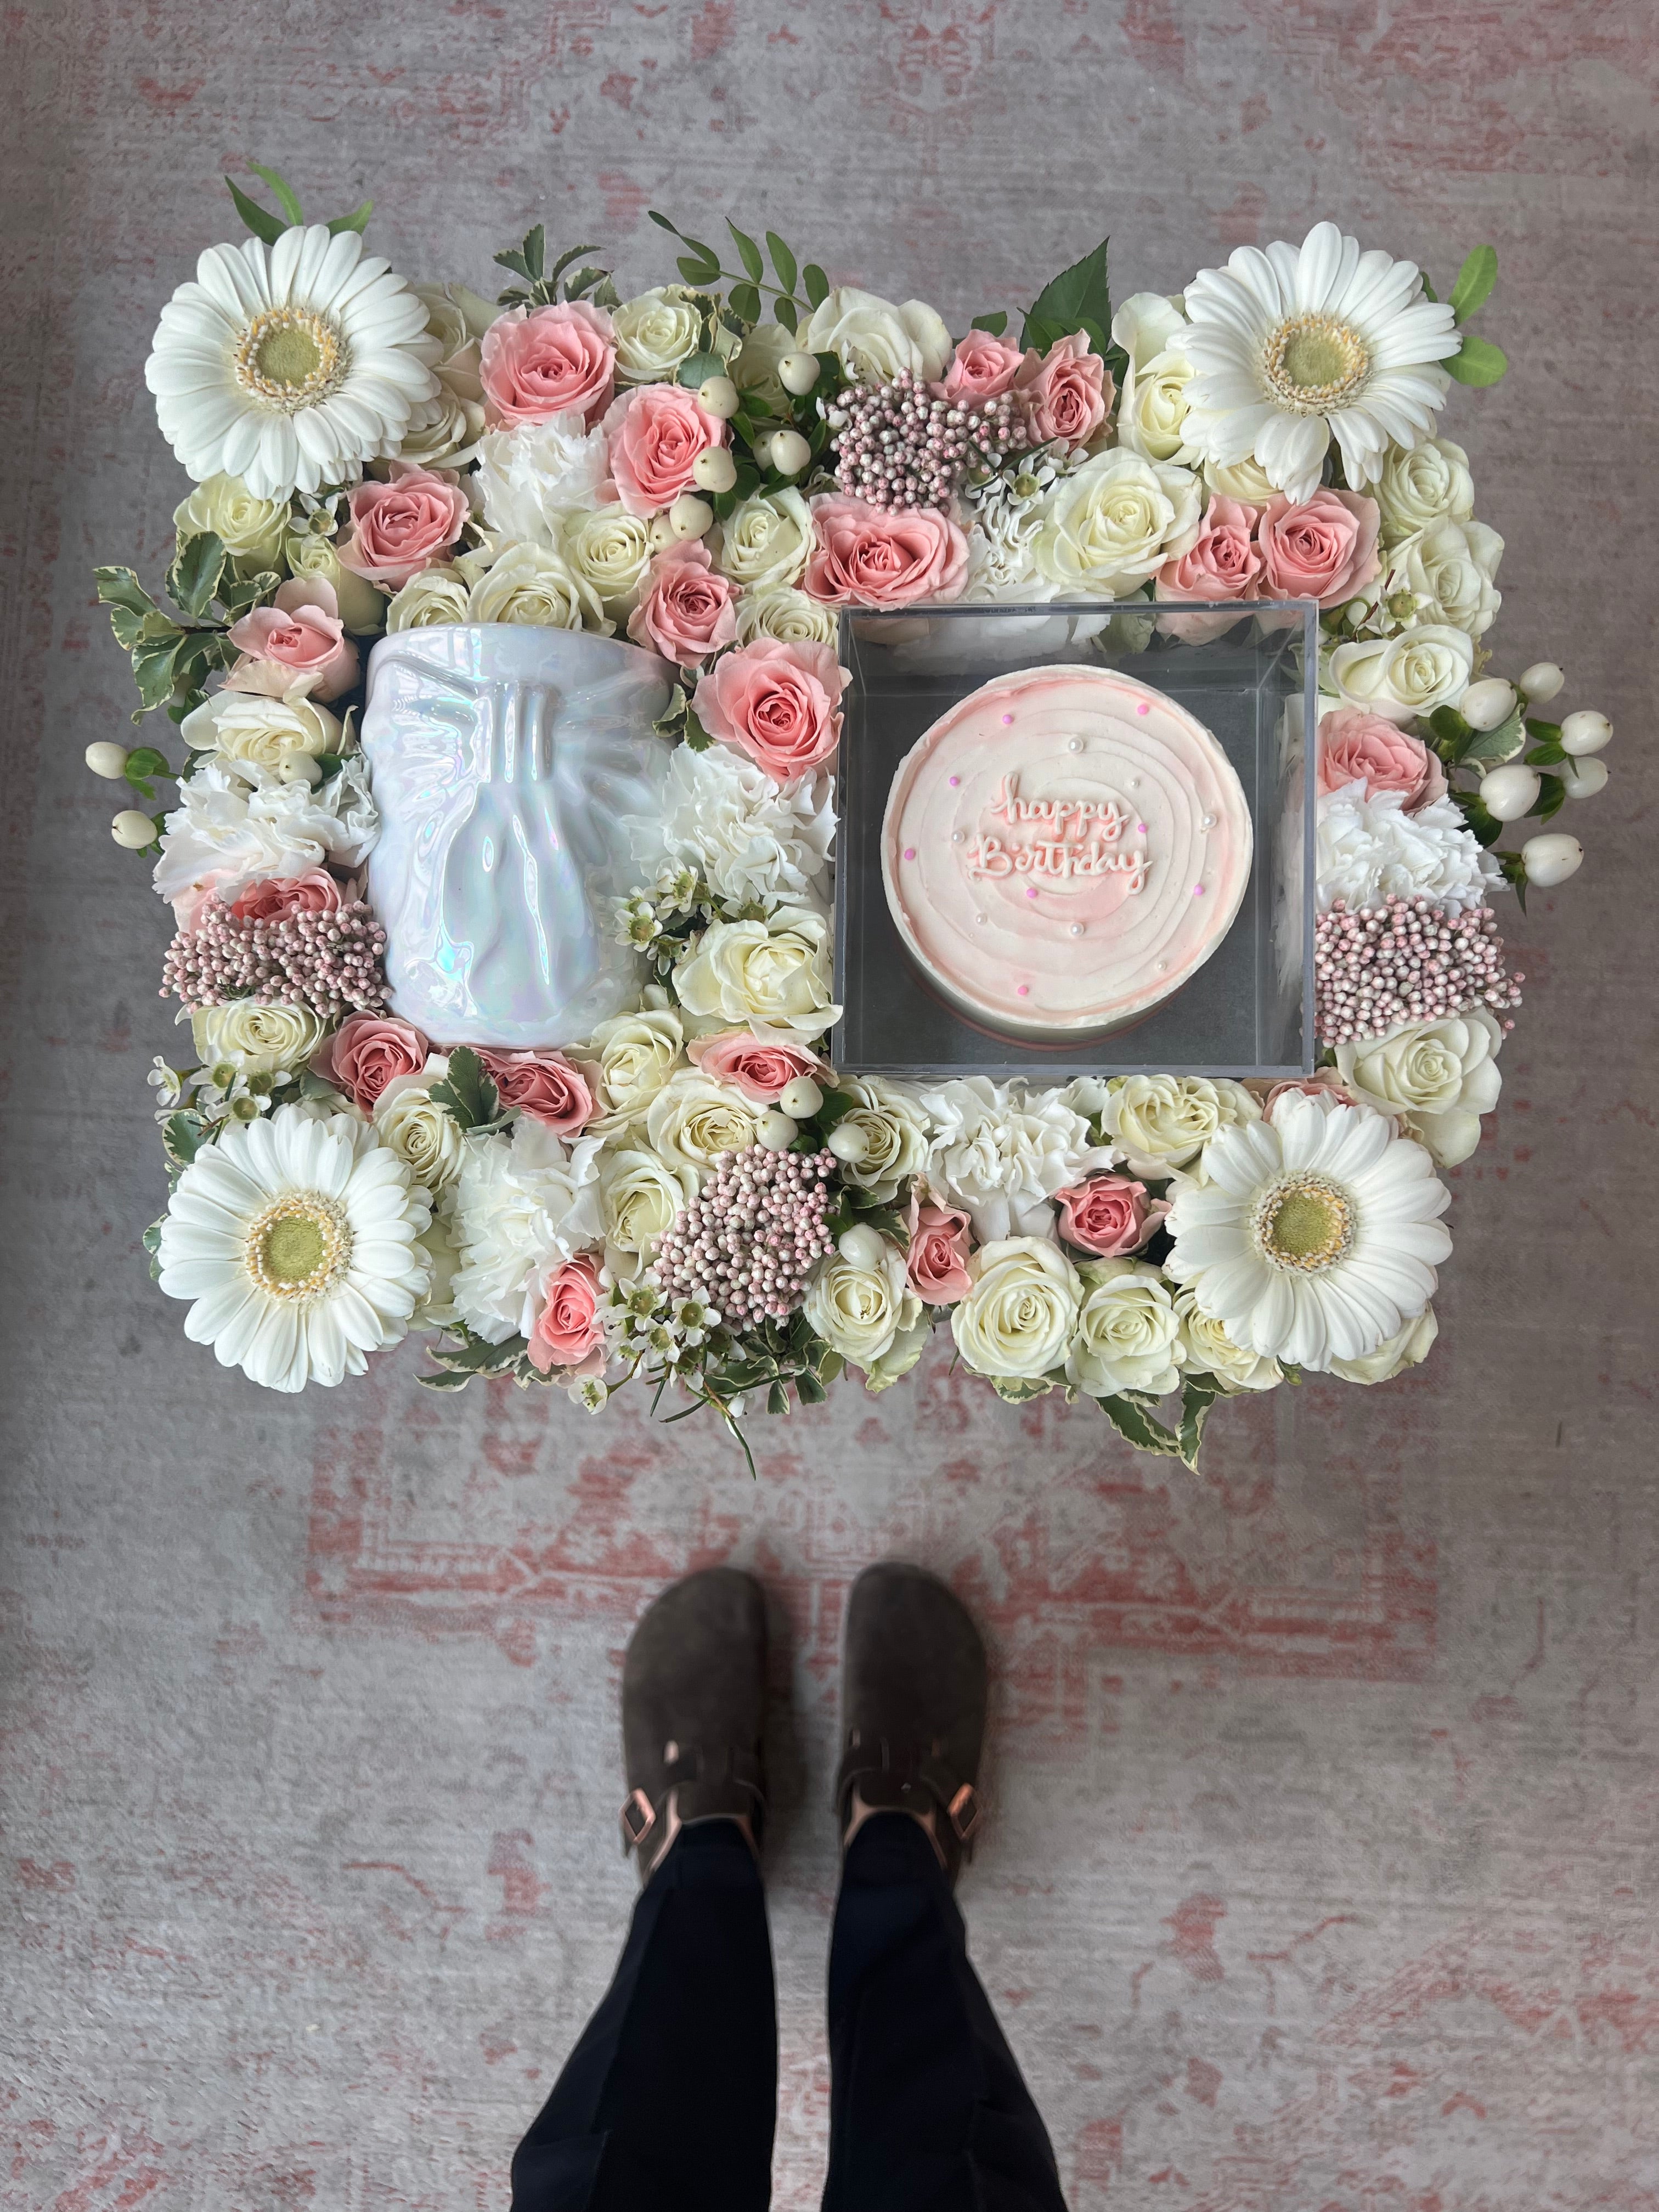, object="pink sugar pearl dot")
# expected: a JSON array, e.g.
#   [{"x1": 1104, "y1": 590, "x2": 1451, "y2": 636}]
[
  {"x1": 903, "y1": 847, "x2": 916, "y2": 860},
  {"x1": 1136, "y1": 701, "x2": 1150, "y2": 714},
  {"x1": 1193, "y1": 883, "x2": 1205, "y2": 896},
  {"x1": 1025, "y1": 886, "x2": 1037, "y2": 899},
  {"x1": 1001, "y1": 713, "x2": 1013, "y2": 725},
  {"x1": 948, "y1": 775, "x2": 960, "y2": 787},
  {"x1": 1017, "y1": 983, "x2": 1029, "y2": 996}
]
